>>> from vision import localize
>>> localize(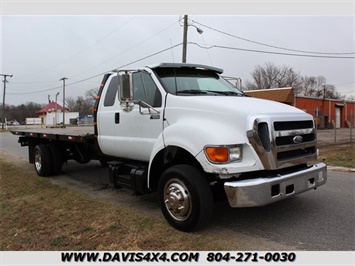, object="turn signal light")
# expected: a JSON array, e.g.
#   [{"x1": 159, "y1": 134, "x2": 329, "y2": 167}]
[
  {"x1": 205, "y1": 145, "x2": 243, "y2": 164},
  {"x1": 205, "y1": 147, "x2": 229, "y2": 163}
]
